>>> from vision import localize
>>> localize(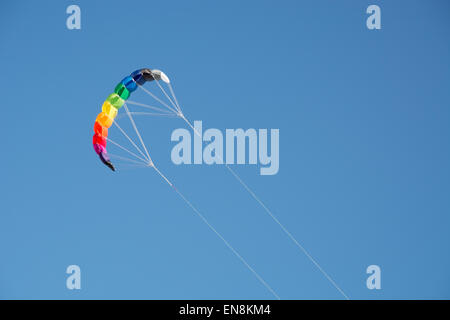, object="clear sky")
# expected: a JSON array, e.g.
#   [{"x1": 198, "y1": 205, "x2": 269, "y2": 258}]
[{"x1": 0, "y1": 0, "x2": 449, "y2": 299}]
